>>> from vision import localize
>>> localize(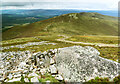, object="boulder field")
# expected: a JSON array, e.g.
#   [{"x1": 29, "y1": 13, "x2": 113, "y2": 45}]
[{"x1": 0, "y1": 46, "x2": 119, "y2": 82}]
